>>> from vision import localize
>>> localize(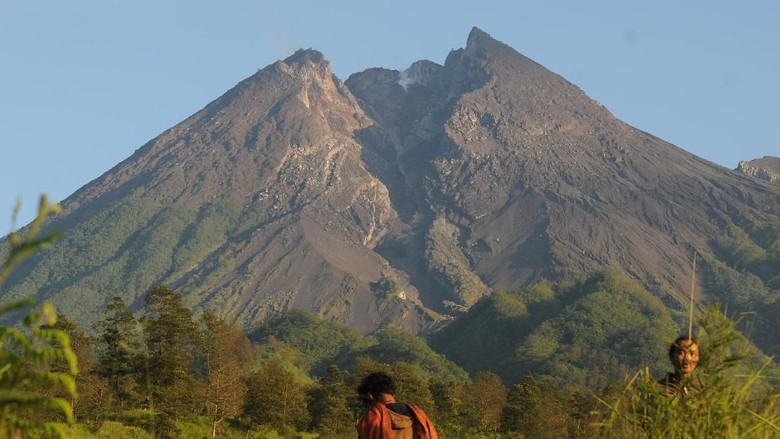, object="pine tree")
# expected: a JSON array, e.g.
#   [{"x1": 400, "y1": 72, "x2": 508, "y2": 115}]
[
  {"x1": 142, "y1": 285, "x2": 203, "y2": 415},
  {"x1": 309, "y1": 365, "x2": 355, "y2": 439},
  {"x1": 95, "y1": 296, "x2": 142, "y2": 409},
  {"x1": 428, "y1": 377, "x2": 467, "y2": 437},
  {"x1": 391, "y1": 361, "x2": 435, "y2": 411}
]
